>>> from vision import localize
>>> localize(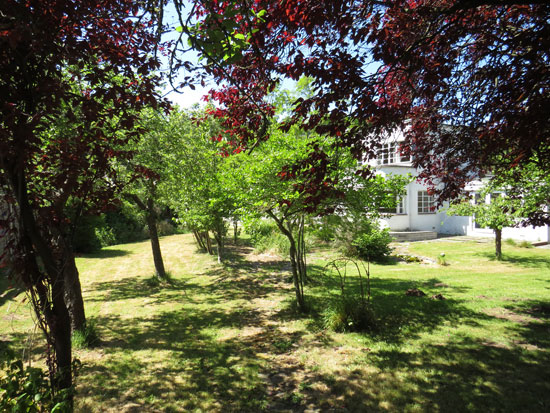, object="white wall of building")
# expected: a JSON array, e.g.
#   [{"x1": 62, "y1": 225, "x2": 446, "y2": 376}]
[{"x1": 372, "y1": 137, "x2": 550, "y2": 243}]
